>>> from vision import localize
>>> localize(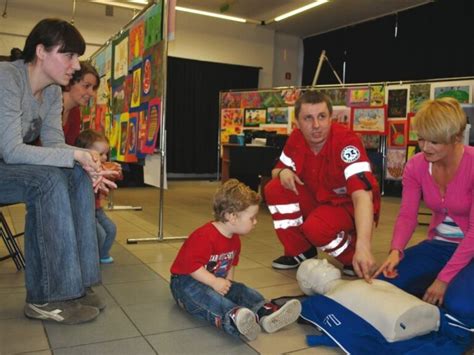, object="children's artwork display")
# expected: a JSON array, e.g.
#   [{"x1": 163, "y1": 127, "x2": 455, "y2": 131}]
[
  {"x1": 267, "y1": 107, "x2": 289, "y2": 124},
  {"x1": 387, "y1": 88, "x2": 408, "y2": 118},
  {"x1": 361, "y1": 135, "x2": 380, "y2": 149},
  {"x1": 386, "y1": 148, "x2": 406, "y2": 181},
  {"x1": 351, "y1": 106, "x2": 387, "y2": 135},
  {"x1": 370, "y1": 85, "x2": 385, "y2": 106},
  {"x1": 347, "y1": 87, "x2": 370, "y2": 106},
  {"x1": 409, "y1": 84, "x2": 430, "y2": 113},
  {"x1": 331, "y1": 106, "x2": 351, "y2": 129},
  {"x1": 244, "y1": 108, "x2": 267, "y2": 127},
  {"x1": 407, "y1": 112, "x2": 418, "y2": 144},
  {"x1": 433, "y1": 85, "x2": 471, "y2": 103},
  {"x1": 388, "y1": 120, "x2": 407, "y2": 148},
  {"x1": 87, "y1": 1, "x2": 164, "y2": 163},
  {"x1": 406, "y1": 144, "x2": 418, "y2": 161}
]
